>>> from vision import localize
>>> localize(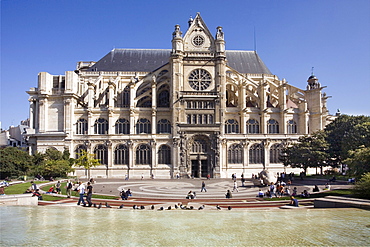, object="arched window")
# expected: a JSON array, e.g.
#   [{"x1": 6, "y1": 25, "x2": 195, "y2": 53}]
[
  {"x1": 114, "y1": 144, "x2": 129, "y2": 165},
  {"x1": 287, "y1": 120, "x2": 297, "y2": 134},
  {"x1": 75, "y1": 145, "x2": 87, "y2": 159},
  {"x1": 192, "y1": 138, "x2": 207, "y2": 153},
  {"x1": 270, "y1": 143, "x2": 283, "y2": 163},
  {"x1": 267, "y1": 119, "x2": 279, "y2": 134},
  {"x1": 136, "y1": 118, "x2": 151, "y2": 134},
  {"x1": 158, "y1": 145, "x2": 171, "y2": 164},
  {"x1": 228, "y1": 144, "x2": 243, "y2": 164},
  {"x1": 137, "y1": 96, "x2": 152, "y2": 107},
  {"x1": 94, "y1": 118, "x2": 108, "y2": 134},
  {"x1": 94, "y1": 144, "x2": 107, "y2": 165},
  {"x1": 157, "y1": 119, "x2": 171, "y2": 134},
  {"x1": 249, "y1": 143, "x2": 264, "y2": 164},
  {"x1": 246, "y1": 119, "x2": 260, "y2": 134},
  {"x1": 115, "y1": 118, "x2": 130, "y2": 134},
  {"x1": 76, "y1": 118, "x2": 88, "y2": 135},
  {"x1": 225, "y1": 119, "x2": 239, "y2": 133},
  {"x1": 157, "y1": 90, "x2": 170, "y2": 107},
  {"x1": 136, "y1": 144, "x2": 151, "y2": 165},
  {"x1": 116, "y1": 86, "x2": 130, "y2": 107}
]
